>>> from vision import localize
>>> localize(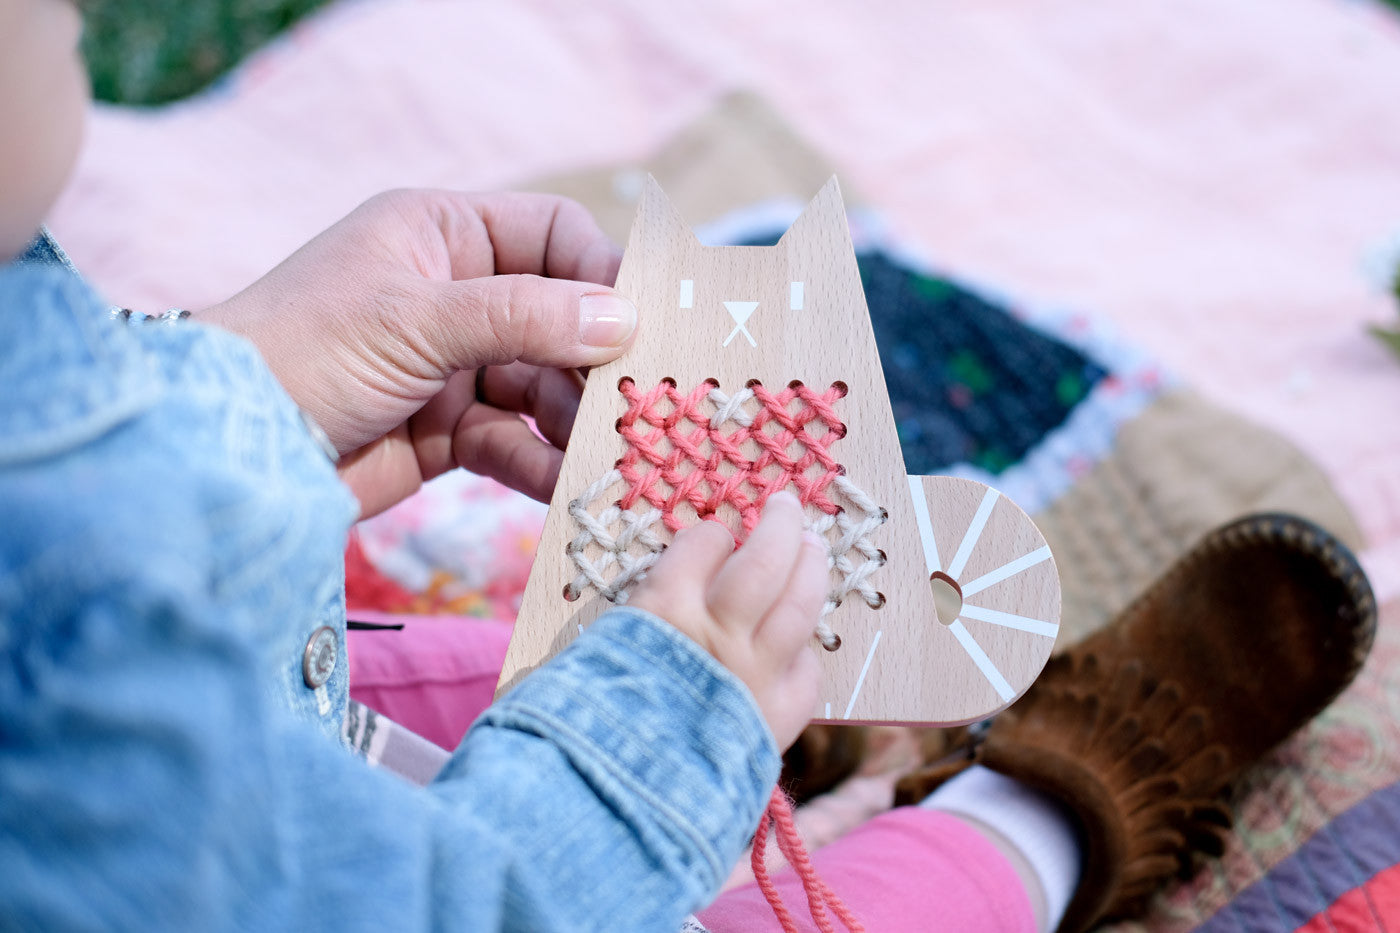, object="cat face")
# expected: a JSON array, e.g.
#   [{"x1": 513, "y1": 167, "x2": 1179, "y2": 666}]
[
  {"x1": 617, "y1": 177, "x2": 863, "y2": 365},
  {"x1": 674, "y1": 260, "x2": 805, "y2": 347}
]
